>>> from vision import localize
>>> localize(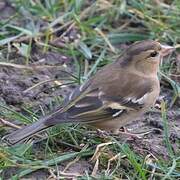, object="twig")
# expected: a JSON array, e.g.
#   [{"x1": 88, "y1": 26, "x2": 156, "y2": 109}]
[
  {"x1": 0, "y1": 62, "x2": 77, "y2": 79},
  {"x1": 0, "y1": 62, "x2": 60, "y2": 70},
  {"x1": 59, "y1": 171, "x2": 81, "y2": 178},
  {"x1": 23, "y1": 79, "x2": 56, "y2": 93},
  {"x1": 0, "y1": 118, "x2": 21, "y2": 129}
]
